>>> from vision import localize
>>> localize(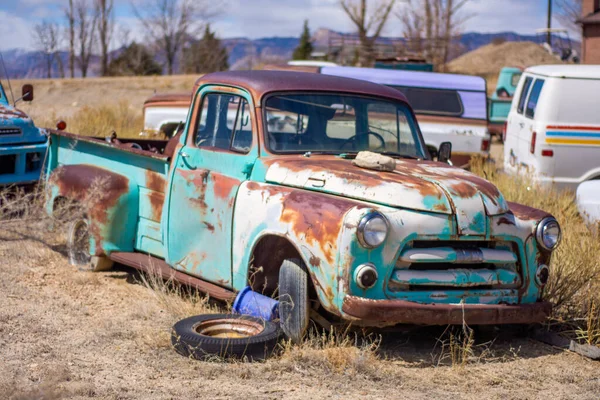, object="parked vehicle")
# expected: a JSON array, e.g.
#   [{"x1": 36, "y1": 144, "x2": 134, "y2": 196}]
[
  {"x1": 45, "y1": 71, "x2": 559, "y2": 342},
  {"x1": 142, "y1": 92, "x2": 191, "y2": 139},
  {"x1": 374, "y1": 56, "x2": 434, "y2": 72},
  {"x1": 488, "y1": 67, "x2": 523, "y2": 140},
  {"x1": 576, "y1": 180, "x2": 600, "y2": 224},
  {"x1": 0, "y1": 79, "x2": 47, "y2": 186},
  {"x1": 320, "y1": 66, "x2": 491, "y2": 167},
  {"x1": 503, "y1": 65, "x2": 600, "y2": 190}
]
